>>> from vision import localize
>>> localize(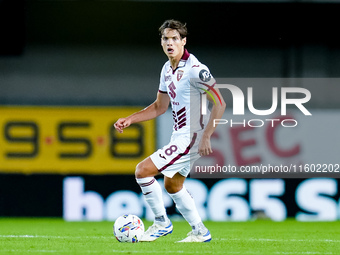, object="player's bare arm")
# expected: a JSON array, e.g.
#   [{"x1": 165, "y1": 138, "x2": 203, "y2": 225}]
[
  {"x1": 198, "y1": 88, "x2": 226, "y2": 156},
  {"x1": 114, "y1": 92, "x2": 170, "y2": 133}
]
